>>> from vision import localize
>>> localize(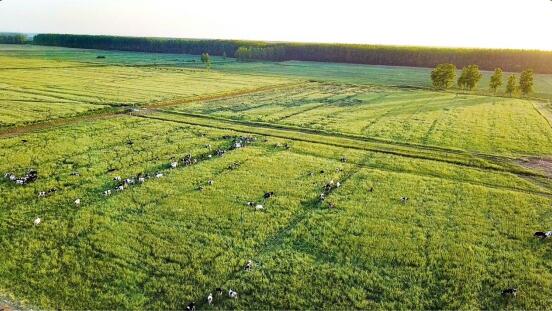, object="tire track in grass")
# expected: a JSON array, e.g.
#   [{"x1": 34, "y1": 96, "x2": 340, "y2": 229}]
[
  {"x1": 0, "y1": 82, "x2": 305, "y2": 138},
  {"x1": 137, "y1": 111, "x2": 544, "y2": 179},
  {"x1": 285, "y1": 145, "x2": 552, "y2": 198}
]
